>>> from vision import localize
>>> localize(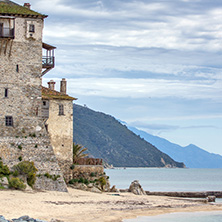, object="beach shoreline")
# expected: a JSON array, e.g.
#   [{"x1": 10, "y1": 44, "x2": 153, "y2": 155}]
[{"x1": 0, "y1": 188, "x2": 222, "y2": 222}]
